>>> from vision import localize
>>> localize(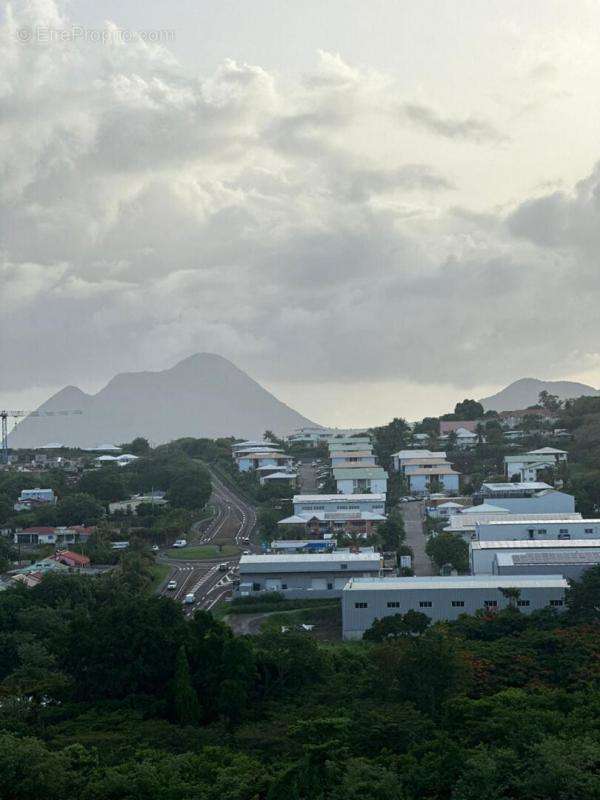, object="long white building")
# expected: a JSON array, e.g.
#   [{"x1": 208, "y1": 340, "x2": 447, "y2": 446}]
[
  {"x1": 341, "y1": 575, "x2": 568, "y2": 639},
  {"x1": 293, "y1": 494, "x2": 386, "y2": 515},
  {"x1": 475, "y1": 518, "x2": 600, "y2": 543},
  {"x1": 238, "y1": 552, "x2": 382, "y2": 598},
  {"x1": 479, "y1": 483, "x2": 575, "y2": 514}
]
